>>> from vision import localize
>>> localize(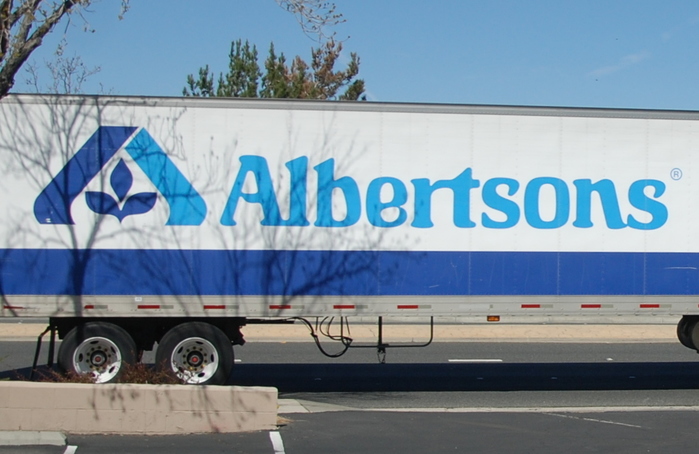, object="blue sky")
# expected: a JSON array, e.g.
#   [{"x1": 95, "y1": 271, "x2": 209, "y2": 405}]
[{"x1": 12, "y1": 0, "x2": 699, "y2": 110}]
